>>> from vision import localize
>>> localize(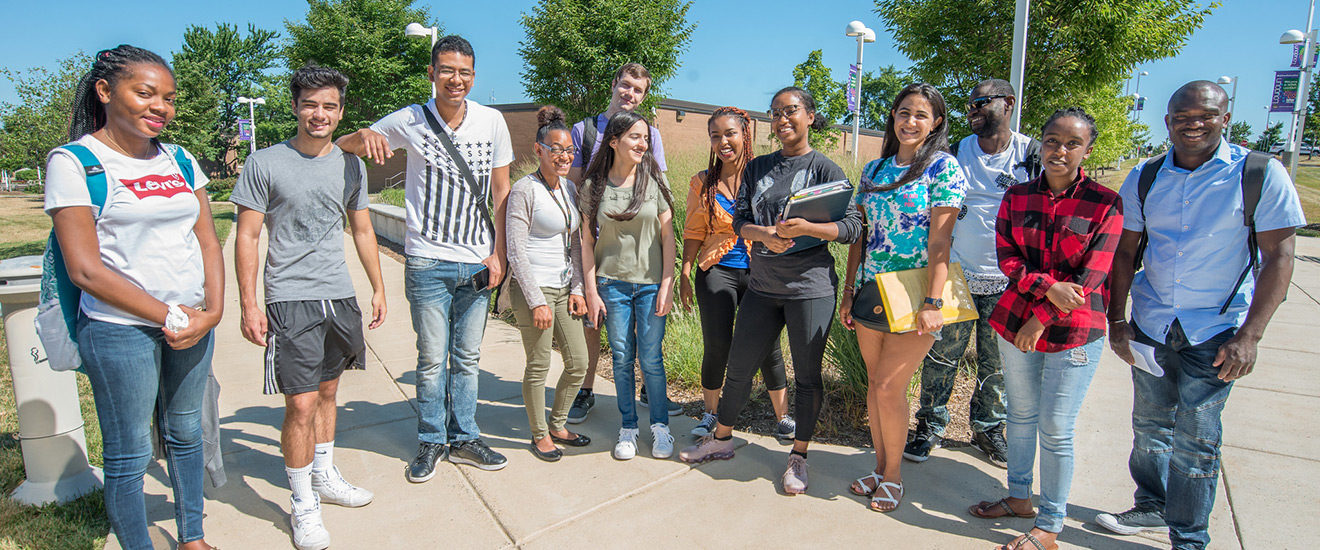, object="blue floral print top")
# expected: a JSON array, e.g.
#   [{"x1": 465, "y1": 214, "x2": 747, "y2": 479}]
[{"x1": 854, "y1": 151, "x2": 968, "y2": 283}]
